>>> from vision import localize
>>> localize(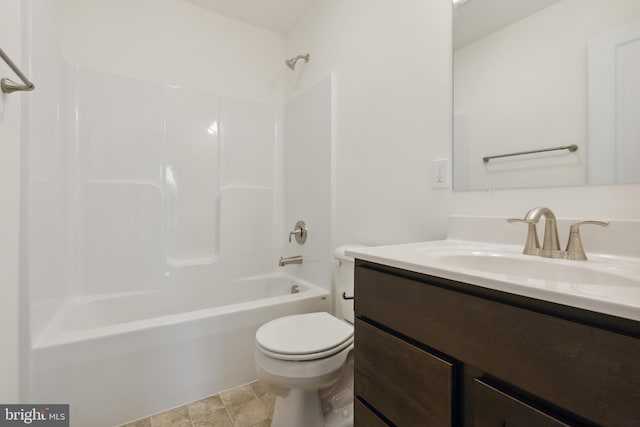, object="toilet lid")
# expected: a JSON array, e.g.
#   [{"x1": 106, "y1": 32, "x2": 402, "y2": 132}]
[{"x1": 256, "y1": 312, "x2": 354, "y2": 360}]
